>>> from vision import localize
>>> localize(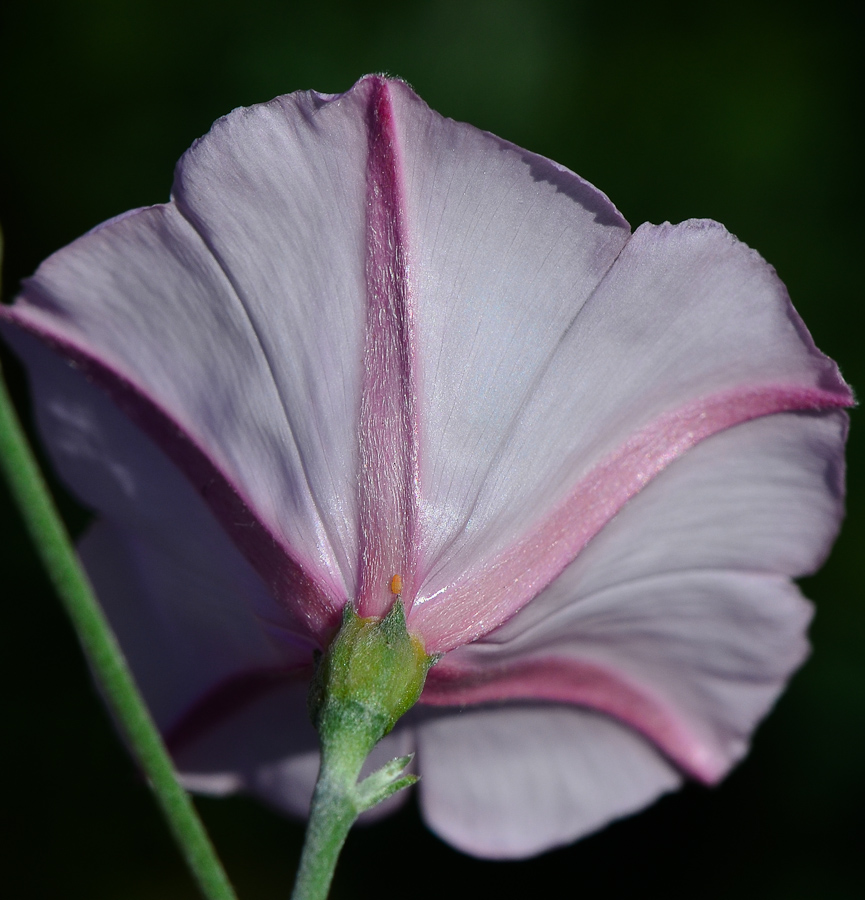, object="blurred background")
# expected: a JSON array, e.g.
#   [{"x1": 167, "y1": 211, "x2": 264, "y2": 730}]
[{"x1": 1, "y1": 1, "x2": 862, "y2": 897}]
